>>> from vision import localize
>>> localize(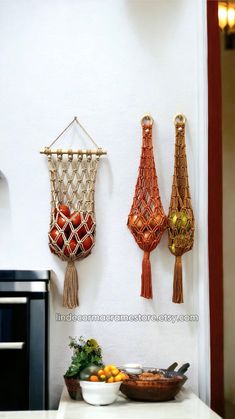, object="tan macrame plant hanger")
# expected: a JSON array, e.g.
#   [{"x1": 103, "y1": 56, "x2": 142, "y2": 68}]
[
  {"x1": 41, "y1": 117, "x2": 106, "y2": 309},
  {"x1": 127, "y1": 115, "x2": 167, "y2": 299},
  {"x1": 168, "y1": 114, "x2": 194, "y2": 304}
]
